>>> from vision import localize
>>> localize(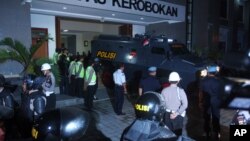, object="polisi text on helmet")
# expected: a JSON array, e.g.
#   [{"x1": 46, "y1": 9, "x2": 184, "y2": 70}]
[{"x1": 135, "y1": 104, "x2": 150, "y2": 112}]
